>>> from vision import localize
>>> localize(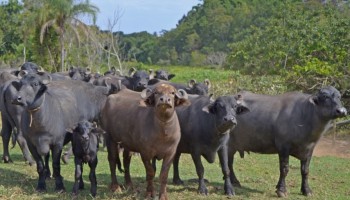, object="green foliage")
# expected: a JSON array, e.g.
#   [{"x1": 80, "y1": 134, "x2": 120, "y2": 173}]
[{"x1": 0, "y1": 0, "x2": 24, "y2": 64}]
